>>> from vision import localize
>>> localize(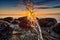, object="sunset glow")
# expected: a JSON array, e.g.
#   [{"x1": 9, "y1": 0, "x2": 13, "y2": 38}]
[{"x1": 0, "y1": 8, "x2": 60, "y2": 17}]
